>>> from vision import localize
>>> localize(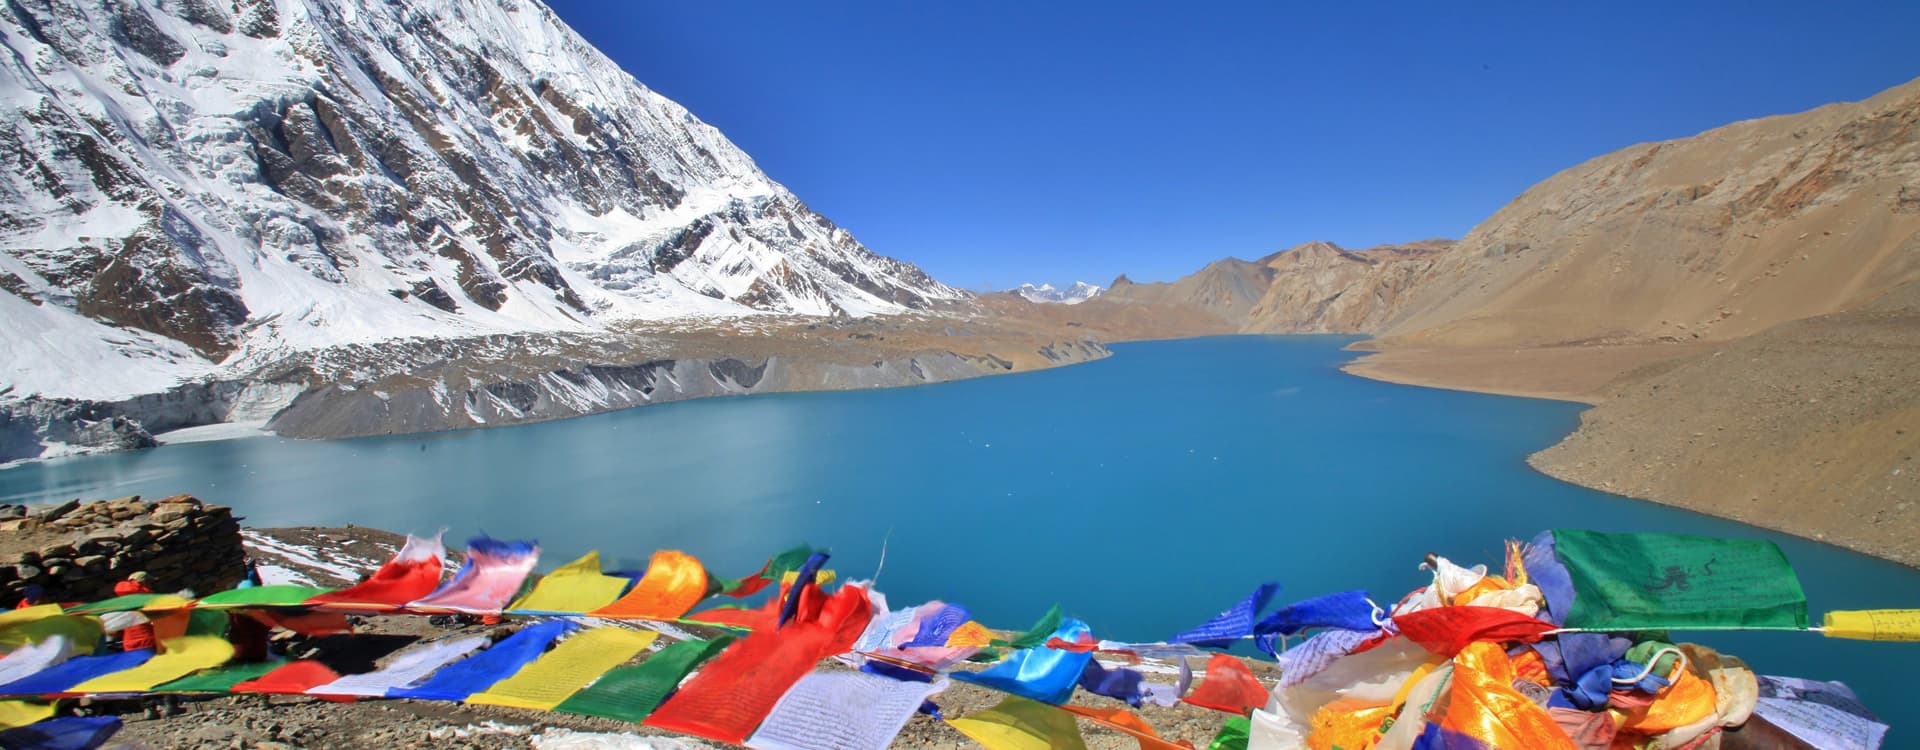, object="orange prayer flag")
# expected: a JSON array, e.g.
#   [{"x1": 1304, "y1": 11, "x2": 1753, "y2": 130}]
[
  {"x1": 1439, "y1": 642, "x2": 1577, "y2": 749},
  {"x1": 591, "y1": 550, "x2": 709, "y2": 620},
  {"x1": 1062, "y1": 705, "x2": 1195, "y2": 750}
]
